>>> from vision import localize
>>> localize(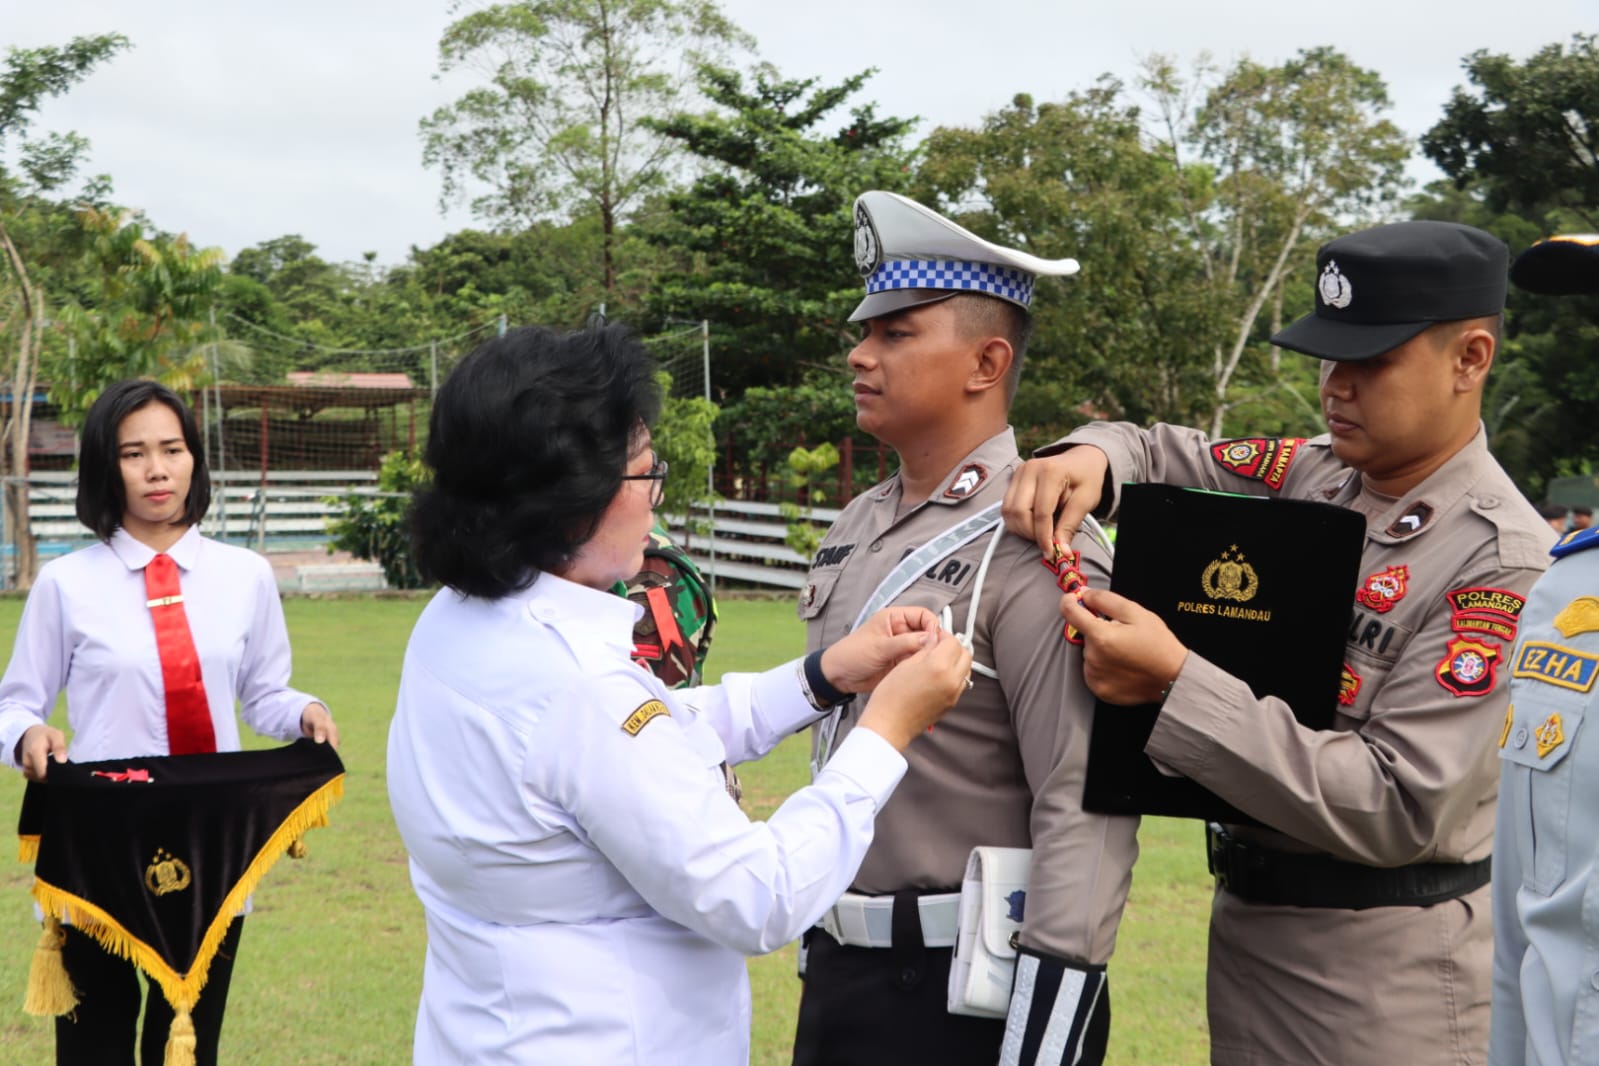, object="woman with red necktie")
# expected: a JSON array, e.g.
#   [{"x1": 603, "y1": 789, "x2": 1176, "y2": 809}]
[{"x1": 0, "y1": 378, "x2": 338, "y2": 1066}]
